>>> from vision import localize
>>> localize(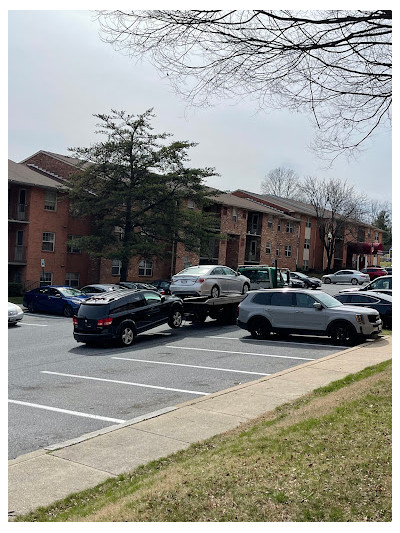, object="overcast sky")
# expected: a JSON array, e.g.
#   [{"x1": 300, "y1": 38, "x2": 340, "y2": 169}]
[{"x1": 8, "y1": 9, "x2": 392, "y2": 204}]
